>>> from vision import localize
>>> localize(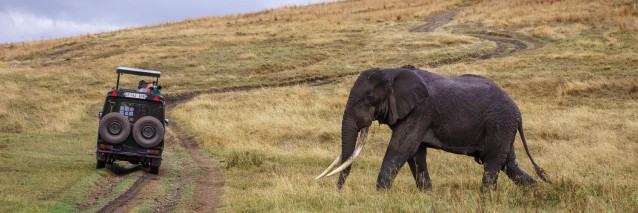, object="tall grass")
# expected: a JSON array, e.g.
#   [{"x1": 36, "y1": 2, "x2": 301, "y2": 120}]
[
  {"x1": 460, "y1": 0, "x2": 638, "y2": 38},
  {"x1": 172, "y1": 79, "x2": 637, "y2": 212}
]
